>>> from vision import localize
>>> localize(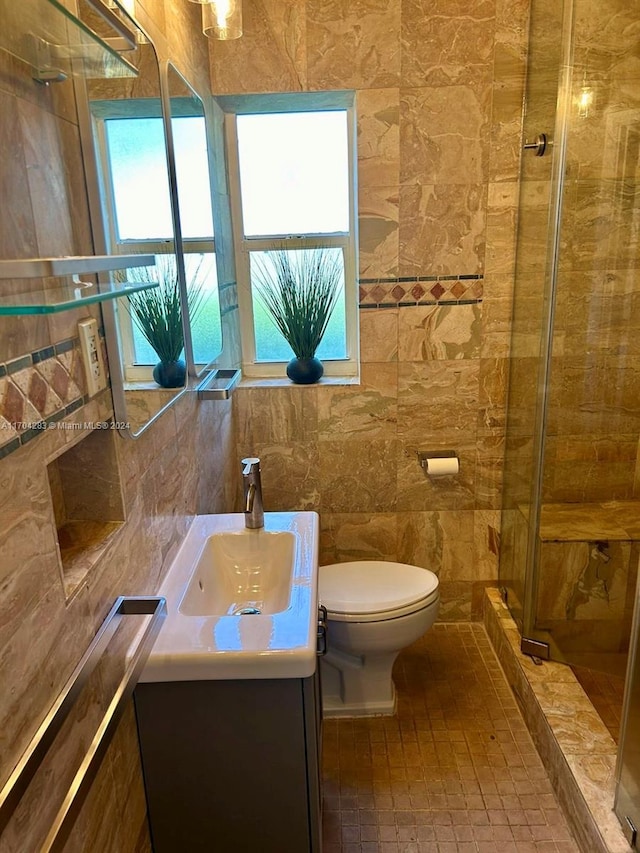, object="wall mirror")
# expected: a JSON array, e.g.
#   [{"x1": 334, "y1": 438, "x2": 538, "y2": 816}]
[
  {"x1": 165, "y1": 64, "x2": 223, "y2": 378},
  {"x1": 78, "y1": 9, "x2": 189, "y2": 435}
]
